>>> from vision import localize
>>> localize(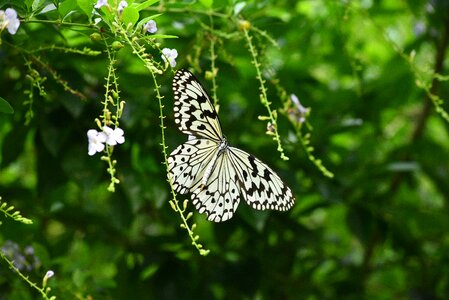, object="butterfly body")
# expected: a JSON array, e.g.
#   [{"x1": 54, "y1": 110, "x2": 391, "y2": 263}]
[{"x1": 168, "y1": 69, "x2": 295, "y2": 222}]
